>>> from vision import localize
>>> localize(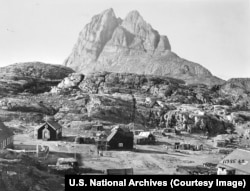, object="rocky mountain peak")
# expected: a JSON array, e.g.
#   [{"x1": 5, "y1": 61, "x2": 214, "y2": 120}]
[
  {"x1": 122, "y1": 10, "x2": 146, "y2": 29},
  {"x1": 98, "y1": 8, "x2": 117, "y2": 24},
  {"x1": 101, "y1": 8, "x2": 115, "y2": 16},
  {"x1": 64, "y1": 8, "x2": 224, "y2": 86}
]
